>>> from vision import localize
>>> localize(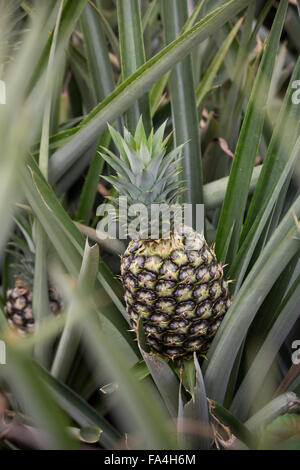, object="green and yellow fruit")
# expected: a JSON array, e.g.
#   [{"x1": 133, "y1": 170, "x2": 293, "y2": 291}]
[{"x1": 101, "y1": 119, "x2": 230, "y2": 360}]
